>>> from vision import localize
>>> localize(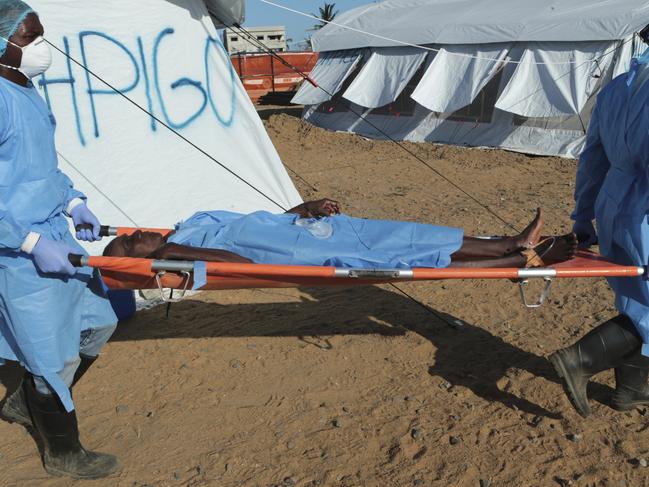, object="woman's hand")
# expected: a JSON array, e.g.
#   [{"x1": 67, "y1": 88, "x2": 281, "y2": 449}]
[
  {"x1": 572, "y1": 220, "x2": 597, "y2": 249},
  {"x1": 304, "y1": 198, "x2": 341, "y2": 217}
]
